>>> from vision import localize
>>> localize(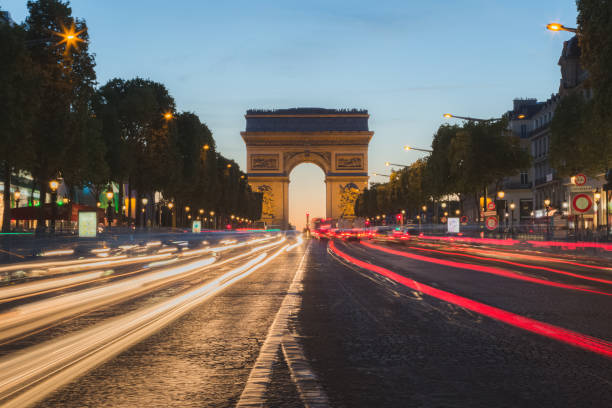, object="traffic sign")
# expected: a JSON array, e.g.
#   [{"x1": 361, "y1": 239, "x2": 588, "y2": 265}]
[
  {"x1": 485, "y1": 216, "x2": 498, "y2": 230},
  {"x1": 573, "y1": 174, "x2": 587, "y2": 186},
  {"x1": 487, "y1": 201, "x2": 496, "y2": 211},
  {"x1": 483, "y1": 210, "x2": 496, "y2": 217},
  {"x1": 460, "y1": 215, "x2": 468, "y2": 224},
  {"x1": 572, "y1": 194, "x2": 593, "y2": 213}
]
